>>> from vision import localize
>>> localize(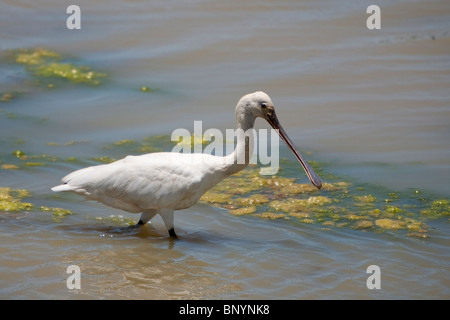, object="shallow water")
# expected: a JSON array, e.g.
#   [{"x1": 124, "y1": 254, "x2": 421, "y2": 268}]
[{"x1": 1, "y1": 0, "x2": 450, "y2": 299}]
